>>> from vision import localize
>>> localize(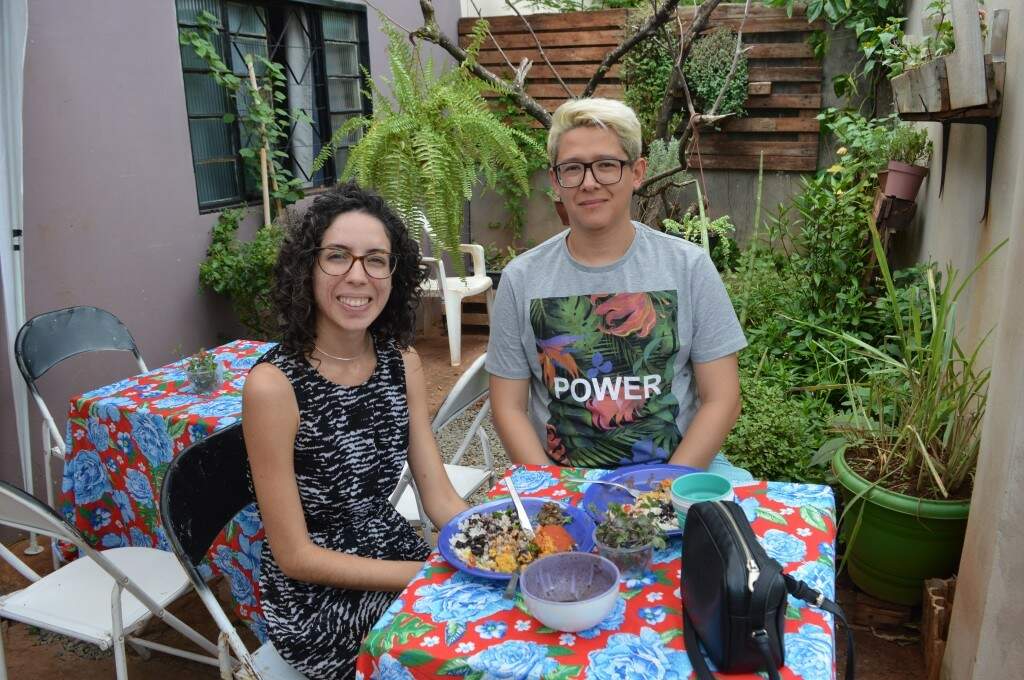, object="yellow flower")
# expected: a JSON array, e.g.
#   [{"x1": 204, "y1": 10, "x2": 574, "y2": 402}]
[
  {"x1": 836, "y1": 189, "x2": 844, "y2": 196},
  {"x1": 827, "y1": 164, "x2": 843, "y2": 174},
  {"x1": 836, "y1": 147, "x2": 848, "y2": 156}
]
